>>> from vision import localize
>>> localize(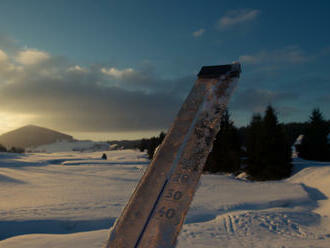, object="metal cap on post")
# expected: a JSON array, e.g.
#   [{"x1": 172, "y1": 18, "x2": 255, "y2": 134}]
[{"x1": 198, "y1": 63, "x2": 241, "y2": 78}]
